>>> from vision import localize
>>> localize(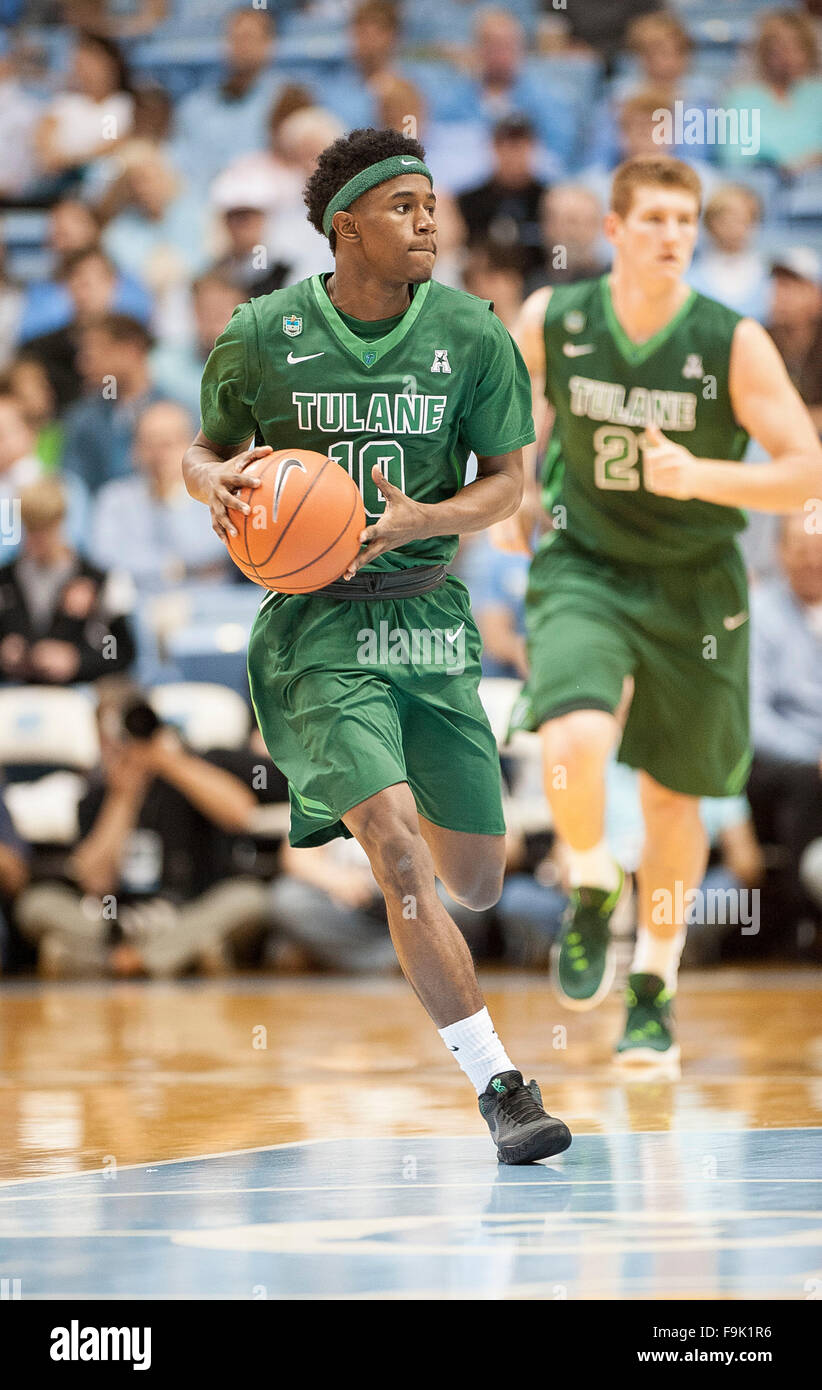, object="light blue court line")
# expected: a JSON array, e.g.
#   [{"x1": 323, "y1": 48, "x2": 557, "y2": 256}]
[{"x1": 0, "y1": 1130, "x2": 820, "y2": 1299}]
